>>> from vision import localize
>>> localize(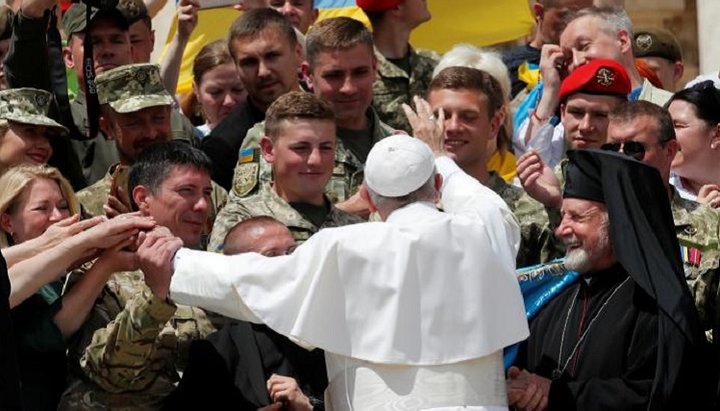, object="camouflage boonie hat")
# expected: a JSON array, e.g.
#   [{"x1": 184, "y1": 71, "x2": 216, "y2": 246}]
[
  {"x1": 63, "y1": 2, "x2": 128, "y2": 36},
  {"x1": 96, "y1": 63, "x2": 174, "y2": 113},
  {"x1": 0, "y1": 88, "x2": 68, "y2": 135}
]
